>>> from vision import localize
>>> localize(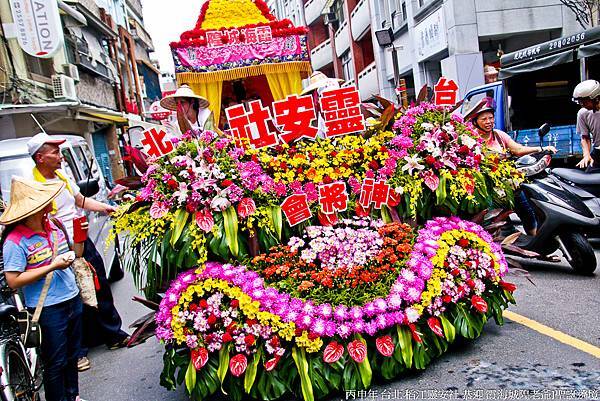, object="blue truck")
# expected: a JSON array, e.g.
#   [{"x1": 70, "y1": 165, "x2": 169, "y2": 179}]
[{"x1": 462, "y1": 26, "x2": 600, "y2": 160}]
